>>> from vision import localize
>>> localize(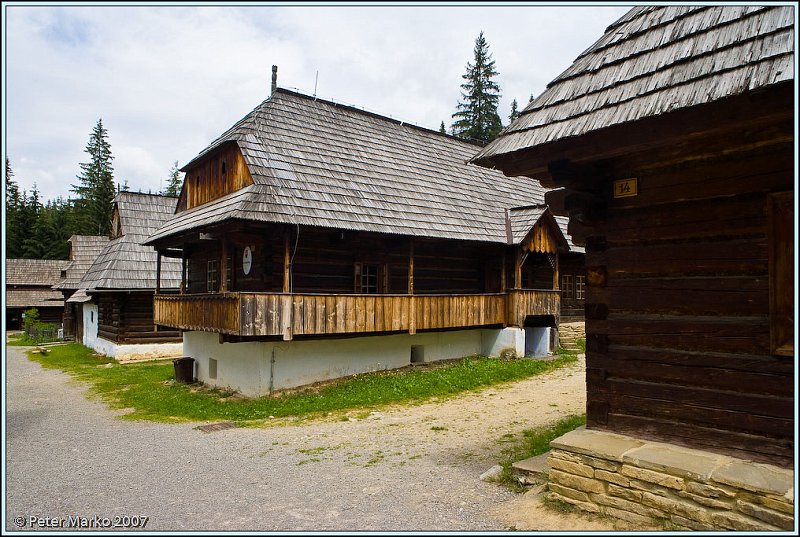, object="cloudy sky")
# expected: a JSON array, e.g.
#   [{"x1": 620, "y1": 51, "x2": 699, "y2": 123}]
[{"x1": 4, "y1": 2, "x2": 632, "y2": 201}]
